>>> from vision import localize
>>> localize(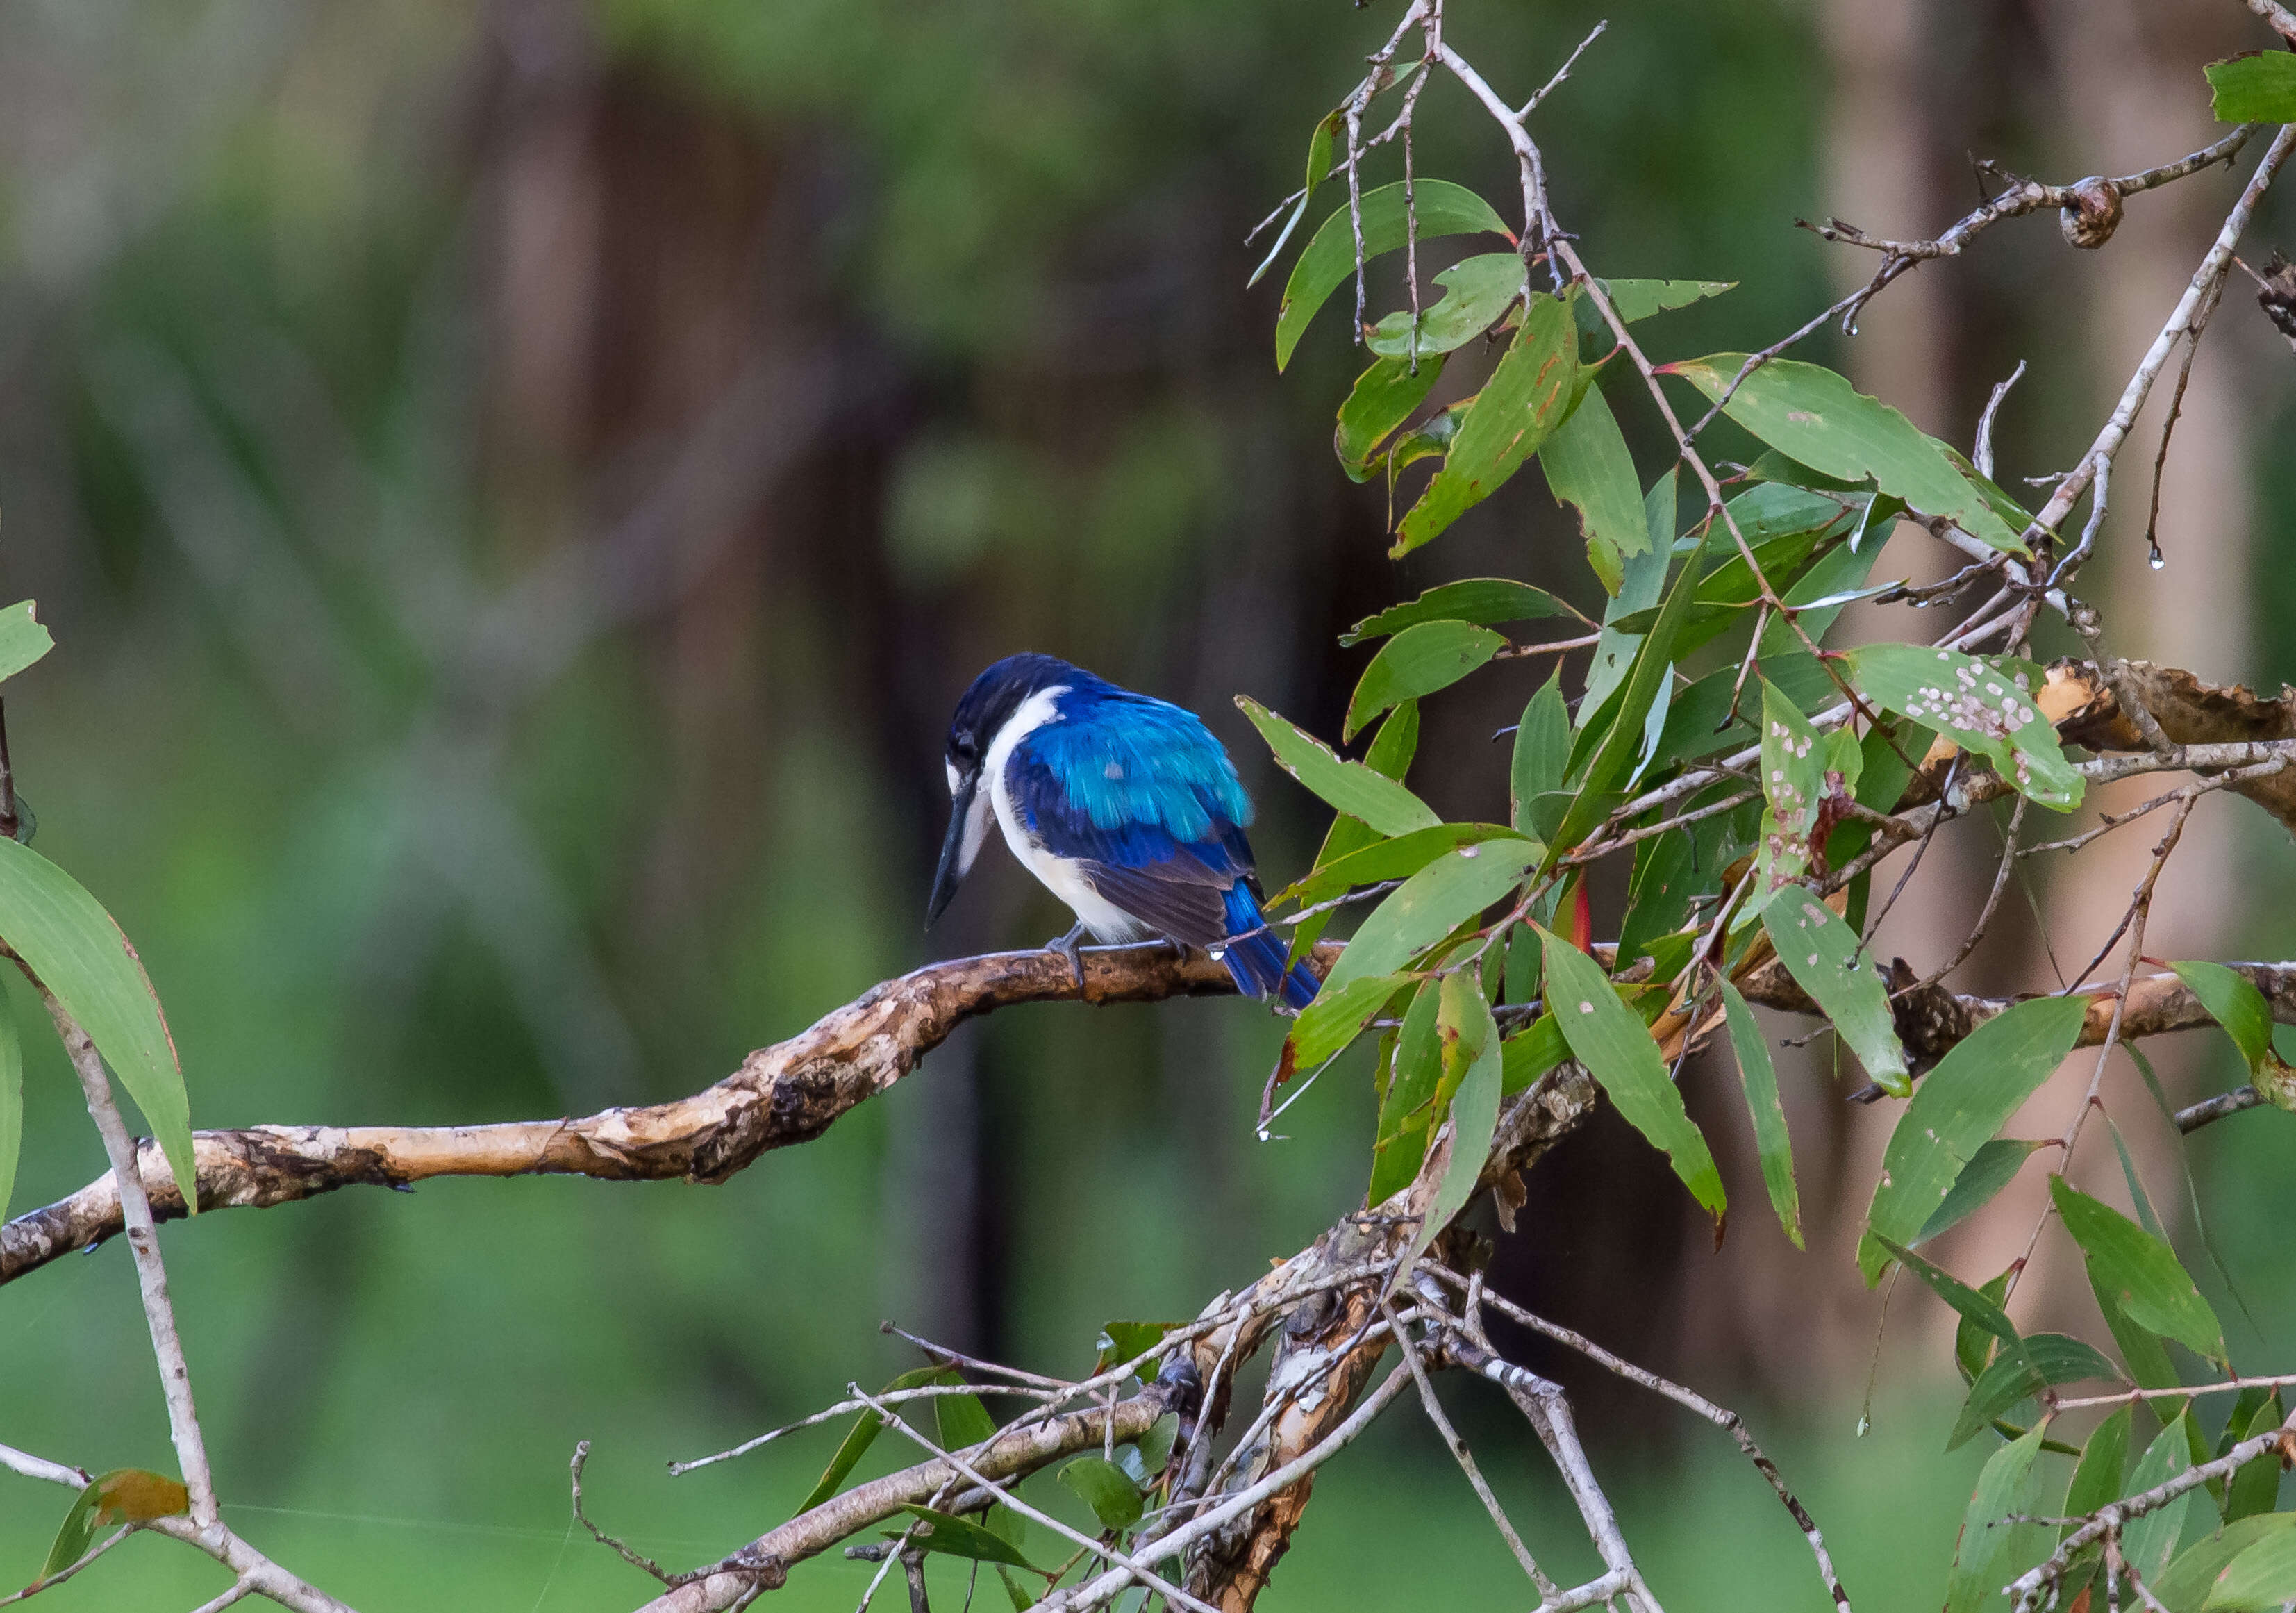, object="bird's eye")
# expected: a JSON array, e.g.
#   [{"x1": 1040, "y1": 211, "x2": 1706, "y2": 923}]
[{"x1": 952, "y1": 733, "x2": 976, "y2": 761}]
